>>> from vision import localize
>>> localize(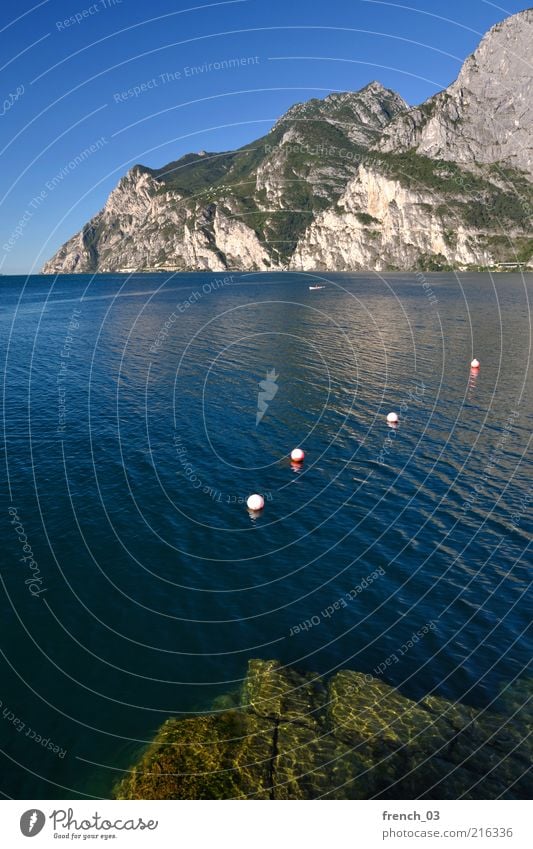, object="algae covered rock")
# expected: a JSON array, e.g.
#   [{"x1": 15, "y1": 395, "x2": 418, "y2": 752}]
[
  {"x1": 243, "y1": 659, "x2": 327, "y2": 727},
  {"x1": 114, "y1": 660, "x2": 532, "y2": 800},
  {"x1": 328, "y1": 670, "x2": 428, "y2": 748},
  {"x1": 328, "y1": 670, "x2": 456, "y2": 756},
  {"x1": 274, "y1": 723, "x2": 368, "y2": 800},
  {"x1": 115, "y1": 710, "x2": 275, "y2": 800}
]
